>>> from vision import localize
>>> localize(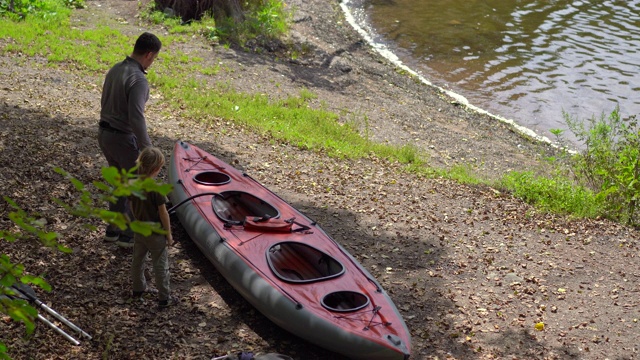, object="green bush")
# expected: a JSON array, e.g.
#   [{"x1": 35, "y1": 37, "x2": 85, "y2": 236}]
[
  {"x1": 499, "y1": 108, "x2": 640, "y2": 225},
  {"x1": 562, "y1": 108, "x2": 640, "y2": 224},
  {"x1": 206, "y1": 0, "x2": 289, "y2": 47}
]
